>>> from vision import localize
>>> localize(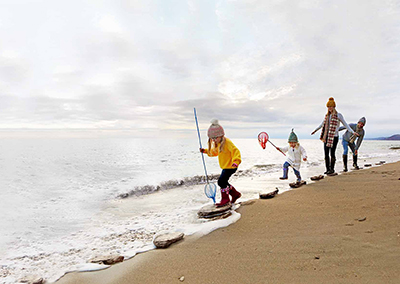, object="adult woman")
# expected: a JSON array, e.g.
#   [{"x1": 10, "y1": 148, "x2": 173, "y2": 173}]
[{"x1": 311, "y1": 97, "x2": 358, "y2": 175}]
